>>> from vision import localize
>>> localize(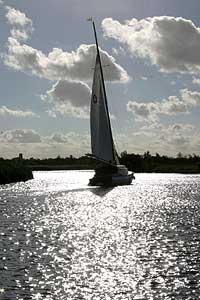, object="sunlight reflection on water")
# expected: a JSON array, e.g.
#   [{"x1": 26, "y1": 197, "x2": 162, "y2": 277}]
[{"x1": 0, "y1": 171, "x2": 200, "y2": 299}]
